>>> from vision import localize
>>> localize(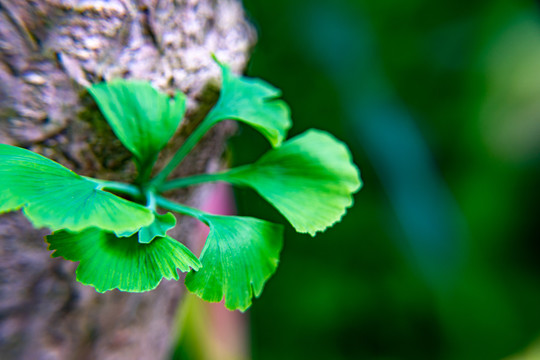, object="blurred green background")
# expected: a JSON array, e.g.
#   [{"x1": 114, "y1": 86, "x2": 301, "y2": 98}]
[{"x1": 222, "y1": 0, "x2": 540, "y2": 359}]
